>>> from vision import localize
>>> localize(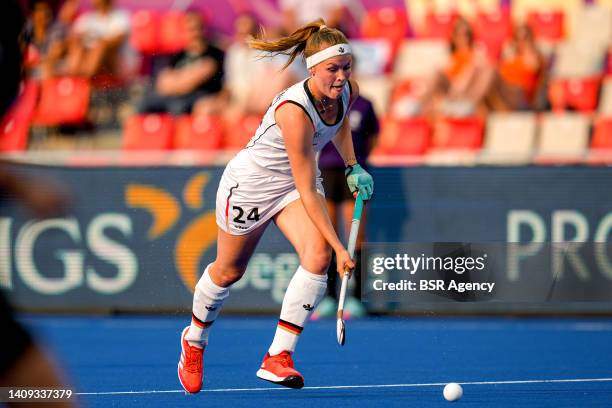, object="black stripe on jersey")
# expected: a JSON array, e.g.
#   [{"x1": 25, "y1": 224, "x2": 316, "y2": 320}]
[
  {"x1": 246, "y1": 122, "x2": 275, "y2": 149},
  {"x1": 303, "y1": 79, "x2": 344, "y2": 127}
]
